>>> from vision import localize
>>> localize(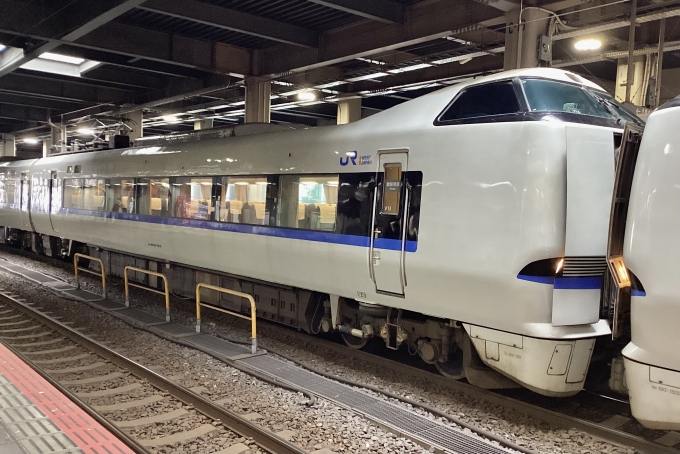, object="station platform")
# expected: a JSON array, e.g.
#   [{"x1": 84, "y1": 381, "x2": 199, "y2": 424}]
[{"x1": 0, "y1": 342, "x2": 134, "y2": 454}]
